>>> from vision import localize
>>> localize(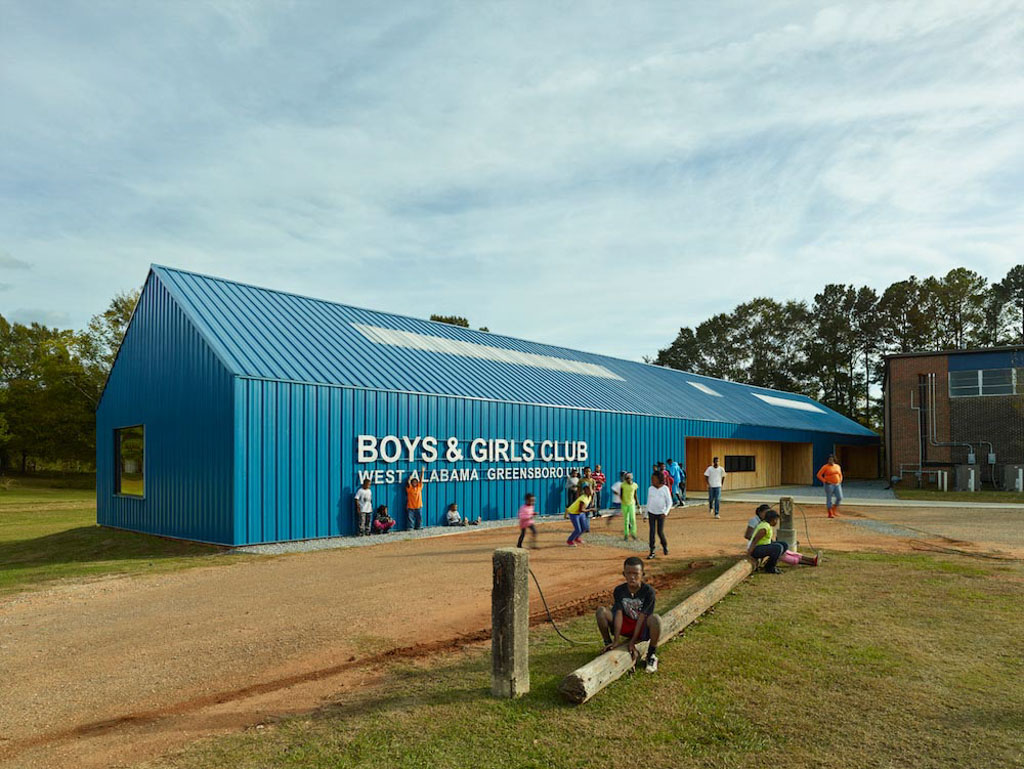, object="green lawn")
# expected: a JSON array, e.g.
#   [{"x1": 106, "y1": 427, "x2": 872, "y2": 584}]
[
  {"x1": 160, "y1": 552, "x2": 1024, "y2": 769},
  {"x1": 0, "y1": 486, "x2": 232, "y2": 596},
  {"x1": 894, "y1": 487, "x2": 1024, "y2": 503}
]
